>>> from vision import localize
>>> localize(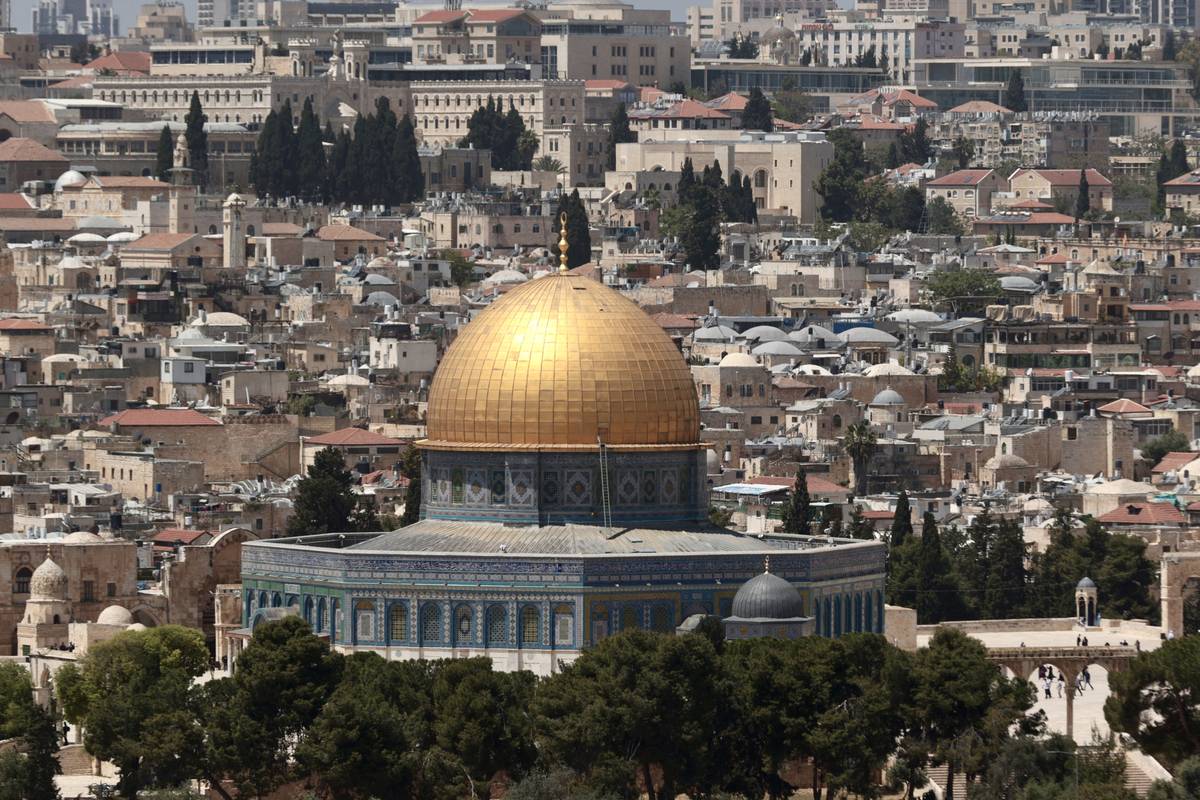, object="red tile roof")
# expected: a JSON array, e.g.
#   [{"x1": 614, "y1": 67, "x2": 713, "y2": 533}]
[
  {"x1": 928, "y1": 169, "x2": 994, "y2": 187},
  {"x1": 706, "y1": 92, "x2": 748, "y2": 111},
  {"x1": 748, "y1": 474, "x2": 849, "y2": 495},
  {"x1": 0, "y1": 101, "x2": 56, "y2": 123},
  {"x1": 1152, "y1": 451, "x2": 1198, "y2": 474},
  {"x1": 85, "y1": 51, "x2": 151, "y2": 74},
  {"x1": 0, "y1": 138, "x2": 67, "y2": 163},
  {"x1": 585, "y1": 79, "x2": 635, "y2": 90},
  {"x1": 0, "y1": 318, "x2": 50, "y2": 331},
  {"x1": 307, "y1": 427, "x2": 403, "y2": 446},
  {"x1": 1097, "y1": 502, "x2": 1185, "y2": 525},
  {"x1": 630, "y1": 99, "x2": 731, "y2": 121},
  {"x1": 466, "y1": 9, "x2": 529, "y2": 22},
  {"x1": 0, "y1": 193, "x2": 34, "y2": 211},
  {"x1": 316, "y1": 224, "x2": 385, "y2": 242},
  {"x1": 651, "y1": 312, "x2": 700, "y2": 329},
  {"x1": 1097, "y1": 398, "x2": 1151, "y2": 414},
  {"x1": 860, "y1": 510, "x2": 894, "y2": 520},
  {"x1": 948, "y1": 100, "x2": 1012, "y2": 114},
  {"x1": 98, "y1": 408, "x2": 221, "y2": 427},
  {"x1": 151, "y1": 528, "x2": 209, "y2": 544},
  {"x1": 414, "y1": 9, "x2": 467, "y2": 22},
  {"x1": 126, "y1": 232, "x2": 203, "y2": 251},
  {"x1": 1011, "y1": 168, "x2": 1112, "y2": 188}
]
